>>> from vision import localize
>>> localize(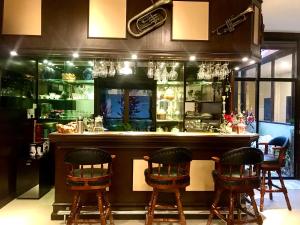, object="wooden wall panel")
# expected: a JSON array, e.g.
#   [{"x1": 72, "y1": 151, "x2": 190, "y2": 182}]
[{"x1": 0, "y1": 0, "x2": 261, "y2": 60}]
